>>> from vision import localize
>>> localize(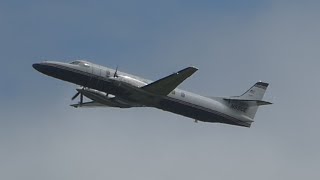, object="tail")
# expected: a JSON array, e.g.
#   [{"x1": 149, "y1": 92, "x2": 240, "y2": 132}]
[
  {"x1": 225, "y1": 82, "x2": 272, "y2": 120},
  {"x1": 237, "y1": 82, "x2": 269, "y2": 100}
]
